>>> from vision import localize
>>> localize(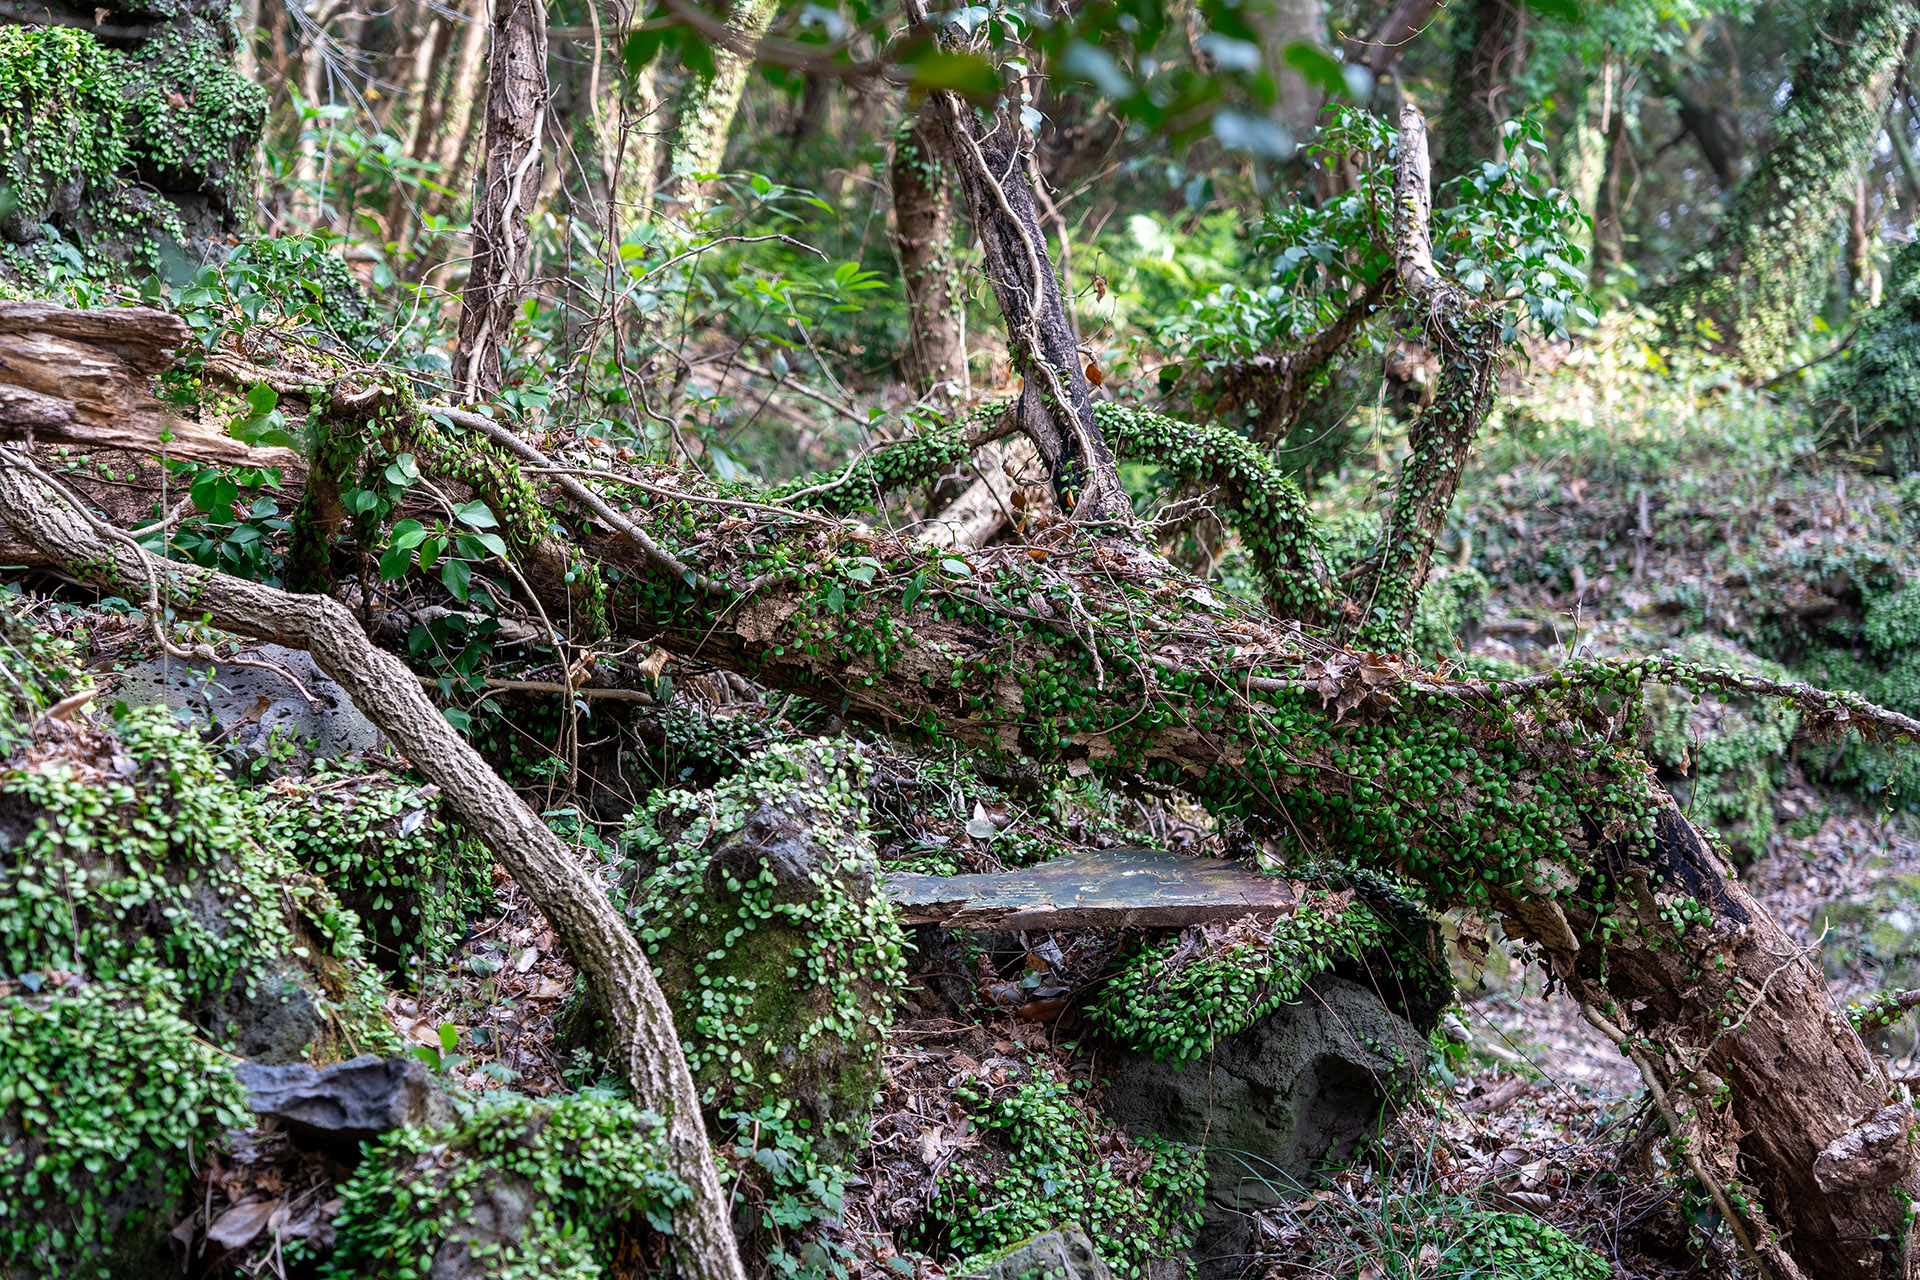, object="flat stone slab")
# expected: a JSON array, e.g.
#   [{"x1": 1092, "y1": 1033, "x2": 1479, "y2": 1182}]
[{"x1": 884, "y1": 847, "x2": 1299, "y2": 929}]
